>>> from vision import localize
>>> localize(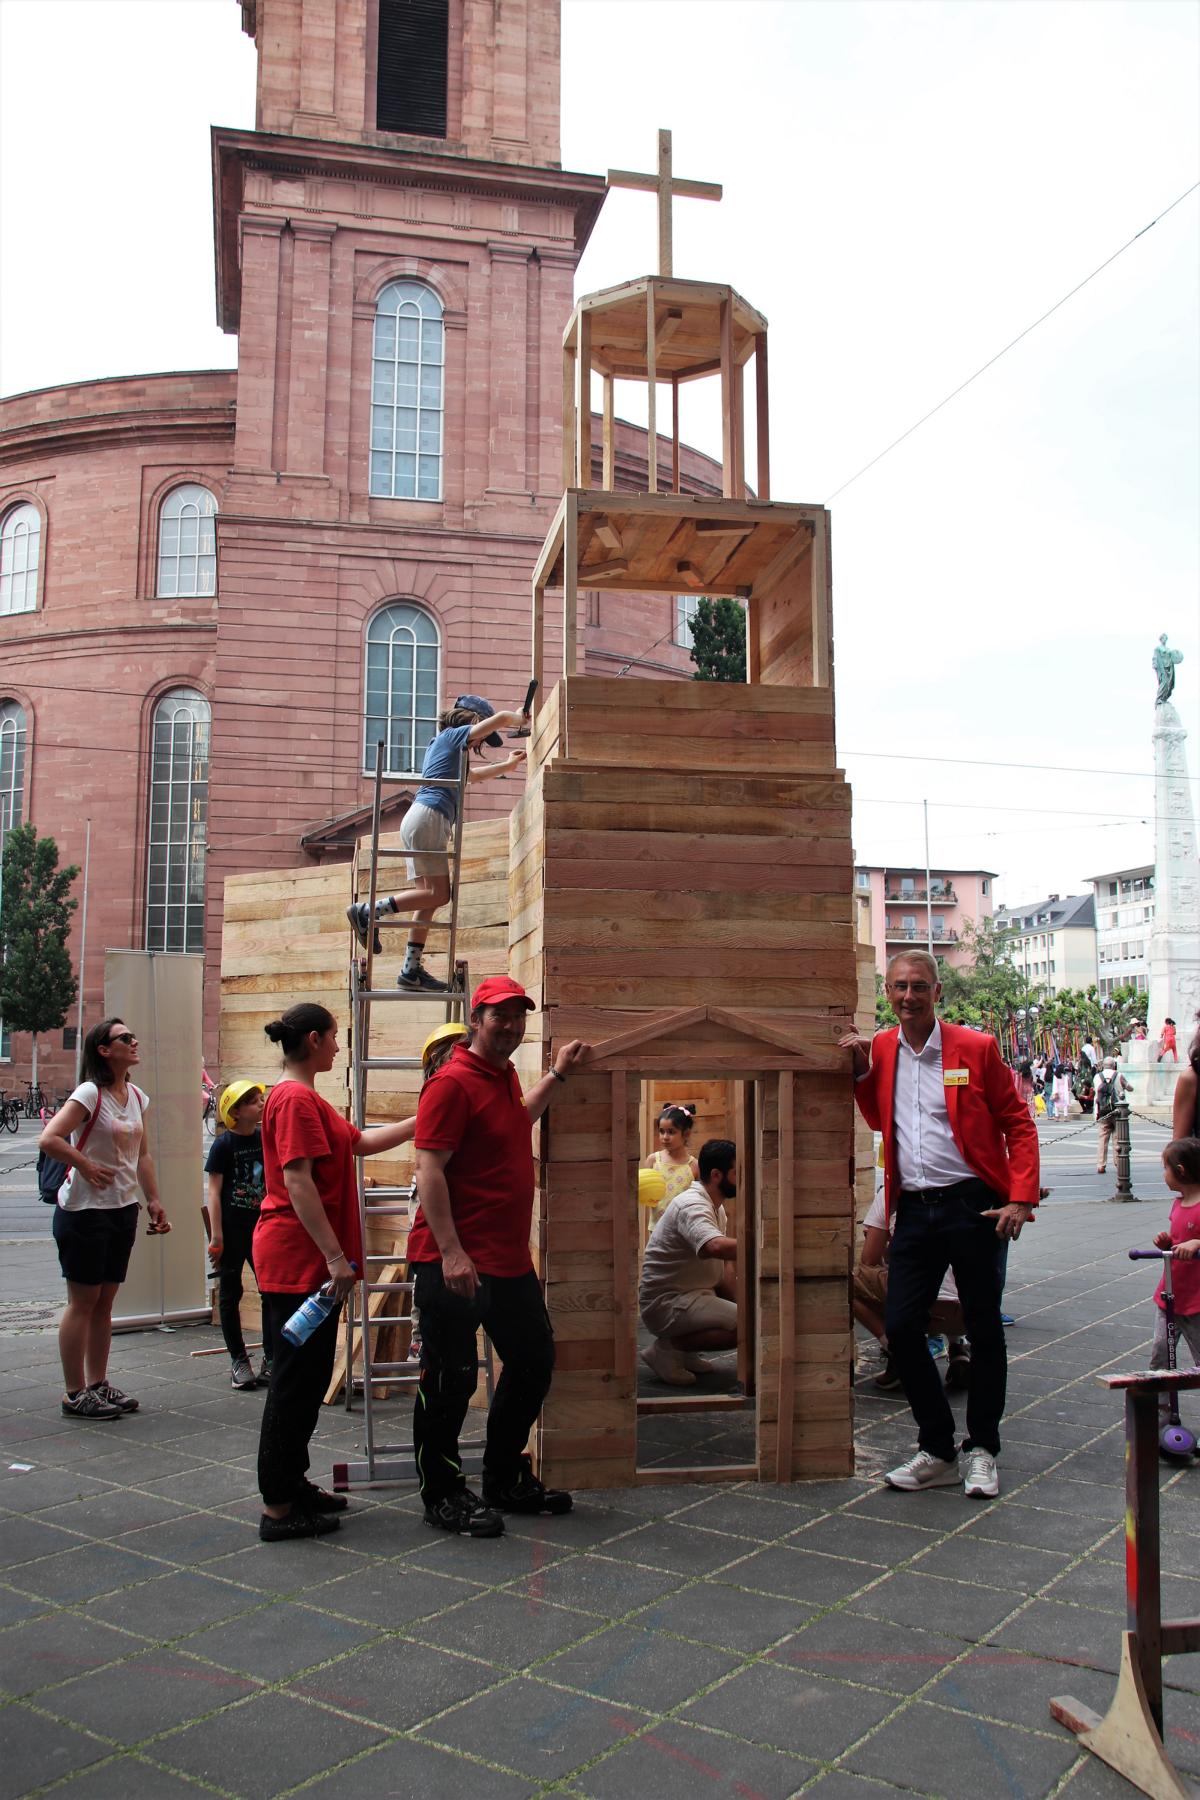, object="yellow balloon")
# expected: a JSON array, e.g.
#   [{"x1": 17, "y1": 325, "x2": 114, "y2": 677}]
[{"x1": 638, "y1": 1168, "x2": 667, "y2": 1207}]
